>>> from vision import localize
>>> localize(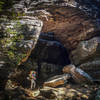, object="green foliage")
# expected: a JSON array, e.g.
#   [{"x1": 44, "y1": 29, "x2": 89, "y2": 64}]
[
  {"x1": 1, "y1": 21, "x2": 27, "y2": 66},
  {"x1": 10, "y1": 11, "x2": 26, "y2": 20}
]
